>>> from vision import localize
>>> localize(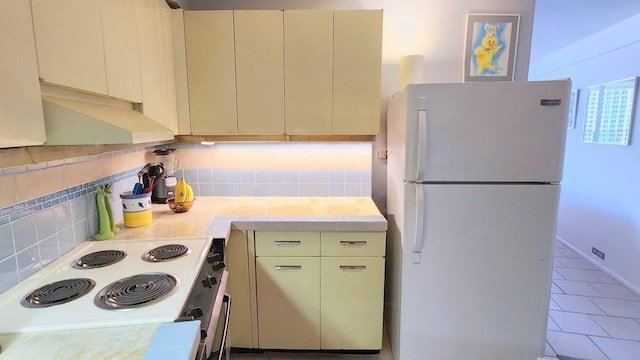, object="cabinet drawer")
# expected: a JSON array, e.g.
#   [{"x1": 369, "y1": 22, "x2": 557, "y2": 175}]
[
  {"x1": 255, "y1": 232, "x2": 320, "y2": 257},
  {"x1": 321, "y1": 232, "x2": 385, "y2": 257}
]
